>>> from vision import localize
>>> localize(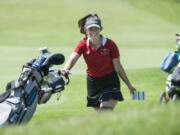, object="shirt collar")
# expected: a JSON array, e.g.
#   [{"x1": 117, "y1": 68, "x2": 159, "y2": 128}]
[{"x1": 87, "y1": 35, "x2": 107, "y2": 46}]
